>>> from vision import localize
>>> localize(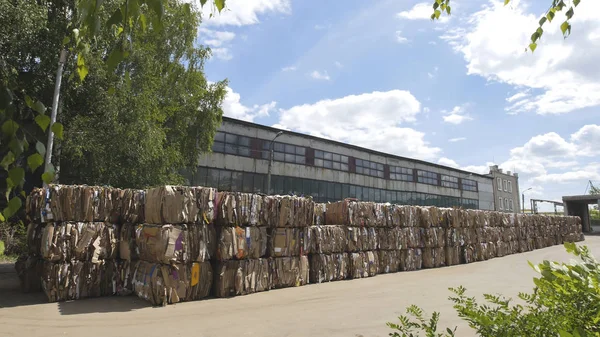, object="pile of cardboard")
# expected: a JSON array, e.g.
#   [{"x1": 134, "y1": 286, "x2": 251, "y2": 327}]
[{"x1": 19, "y1": 184, "x2": 584, "y2": 307}]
